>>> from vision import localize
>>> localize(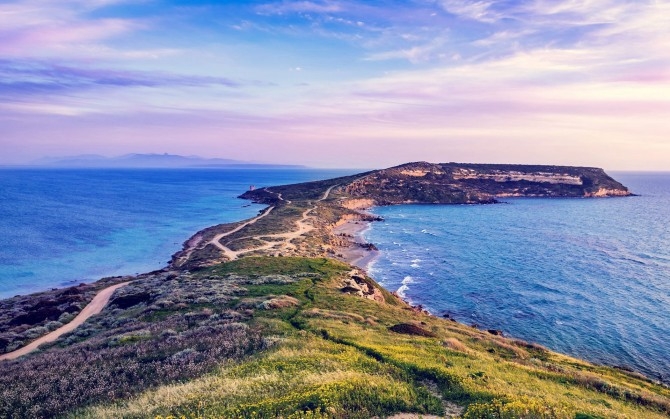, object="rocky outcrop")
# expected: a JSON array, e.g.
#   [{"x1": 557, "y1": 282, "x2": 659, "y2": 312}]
[
  {"x1": 341, "y1": 162, "x2": 631, "y2": 204},
  {"x1": 341, "y1": 270, "x2": 385, "y2": 303},
  {"x1": 585, "y1": 188, "x2": 632, "y2": 197},
  {"x1": 340, "y1": 199, "x2": 376, "y2": 210}
]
